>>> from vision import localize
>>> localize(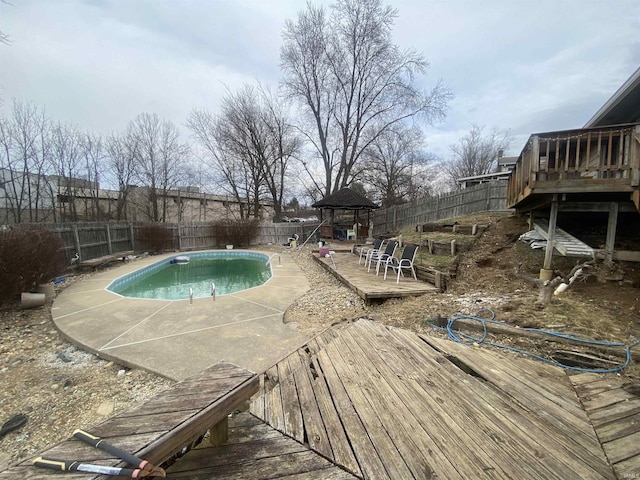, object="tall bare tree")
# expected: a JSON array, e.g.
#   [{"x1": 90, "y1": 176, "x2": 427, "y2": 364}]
[
  {"x1": 105, "y1": 128, "x2": 139, "y2": 221},
  {"x1": 129, "y1": 113, "x2": 190, "y2": 222},
  {"x1": 445, "y1": 124, "x2": 511, "y2": 188},
  {"x1": 49, "y1": 122, "x2": 83, "y2": 221},
  {"x1": 281, "y1": 0, "x2": 450, "y2": 197},
  {"x1": 79, "y1": 132, "x2": 103, "y2": 220},
  {"x1": 187, "y1": 109, "x2": 250, "y2": 219},
  {"x1": 361, "y1": 124, "x2": 432, "y2": 206},
  {"x1": 187, "y1": 85, "x2": 300, "y2": 221},
  {"x1": 0, "y1": 100, "x2": 52, "y2": 223}
]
